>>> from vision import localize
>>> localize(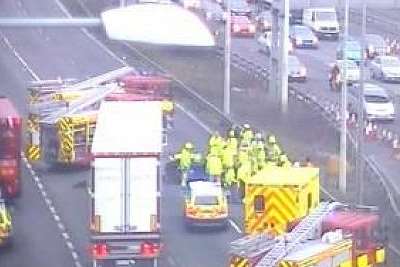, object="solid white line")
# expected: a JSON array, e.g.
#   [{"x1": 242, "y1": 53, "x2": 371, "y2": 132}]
[
  {"x1": 176, "y1": 103, "x2": 212, "y2": 134},
  {"x1": 228, "y1": 219, "x2": 242, "y2": 234},
  {"x1": 0, "y1": 32, "x2": 40, "y2": 81},
  {"x1": 390, "y1": 243, "x2": 400, "y2": 257}
]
